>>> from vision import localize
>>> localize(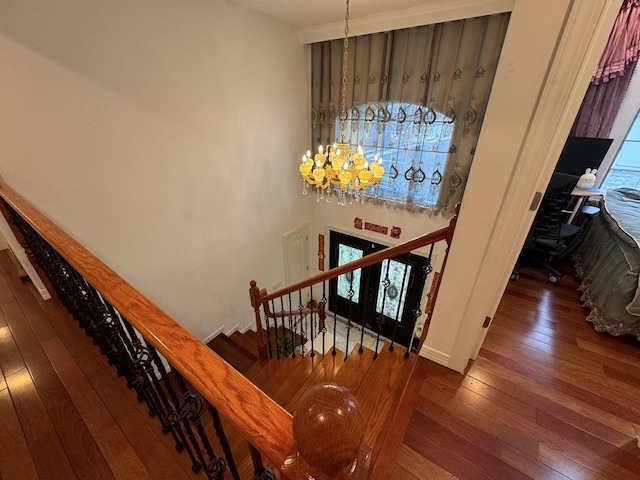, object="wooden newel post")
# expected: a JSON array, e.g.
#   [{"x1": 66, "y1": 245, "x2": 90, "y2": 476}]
[
  {"x1": 281, "y1": 383, "x2": 371, "y2": 480},
  {"x1": 249, "y1": 280, "x2": 269, "y2": 362}
]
